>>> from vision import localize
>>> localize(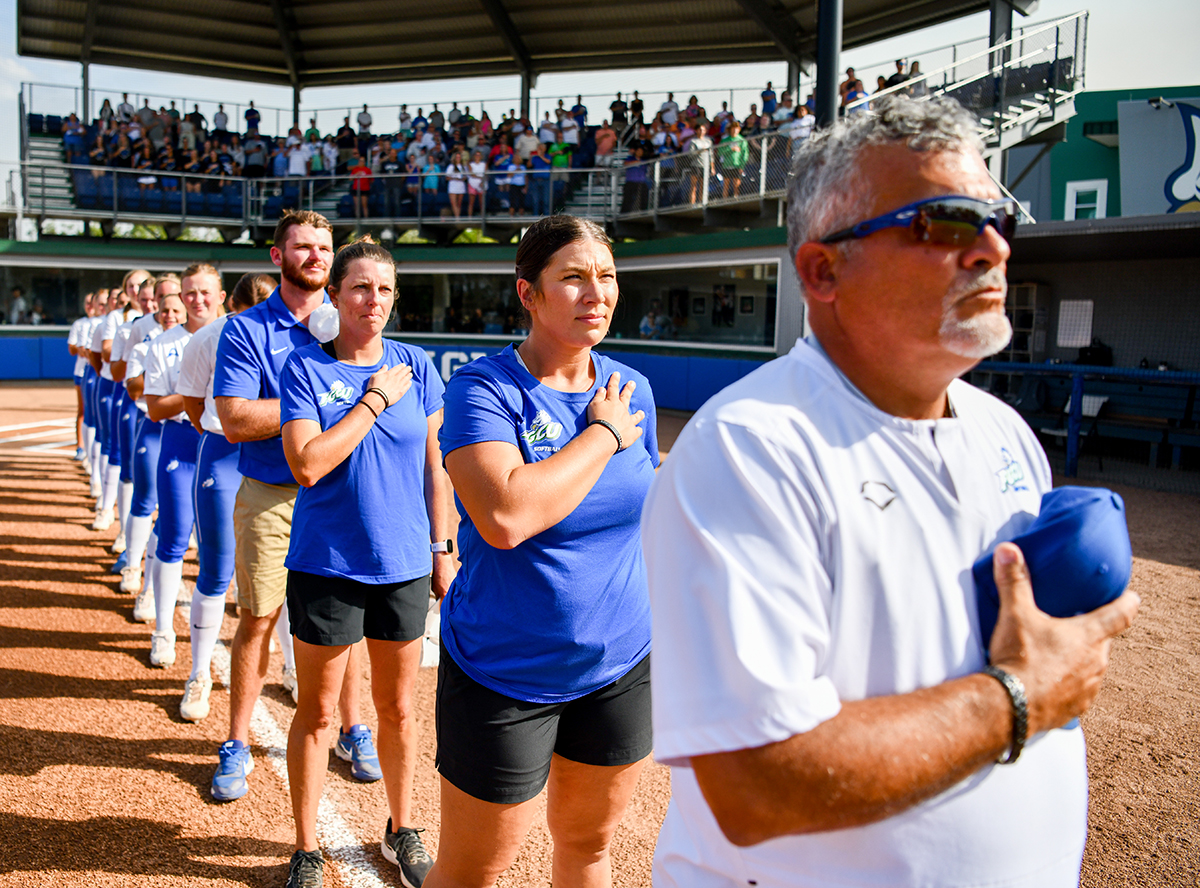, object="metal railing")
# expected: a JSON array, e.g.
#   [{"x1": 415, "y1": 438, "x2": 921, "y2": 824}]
[
  {"x1": 10, "y1": 127, "x2": 803, "y2": 231},
  {"x1": 845, "y1": 11, "x2": 1088, "y2": 144}
]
